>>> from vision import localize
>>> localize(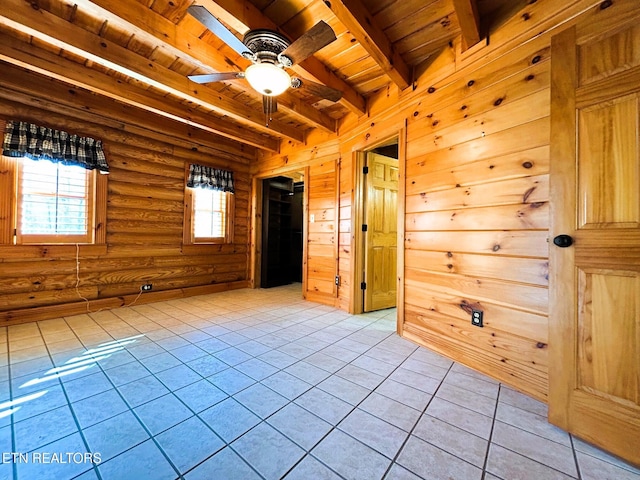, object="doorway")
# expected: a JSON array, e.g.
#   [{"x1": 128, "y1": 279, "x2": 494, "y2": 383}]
[
  {"x1": 260, "y1": 173, "x2": 304, "y2": 288},
  {"x1": 357, "y1": 138, "x2": 399, "y2": 312}
]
